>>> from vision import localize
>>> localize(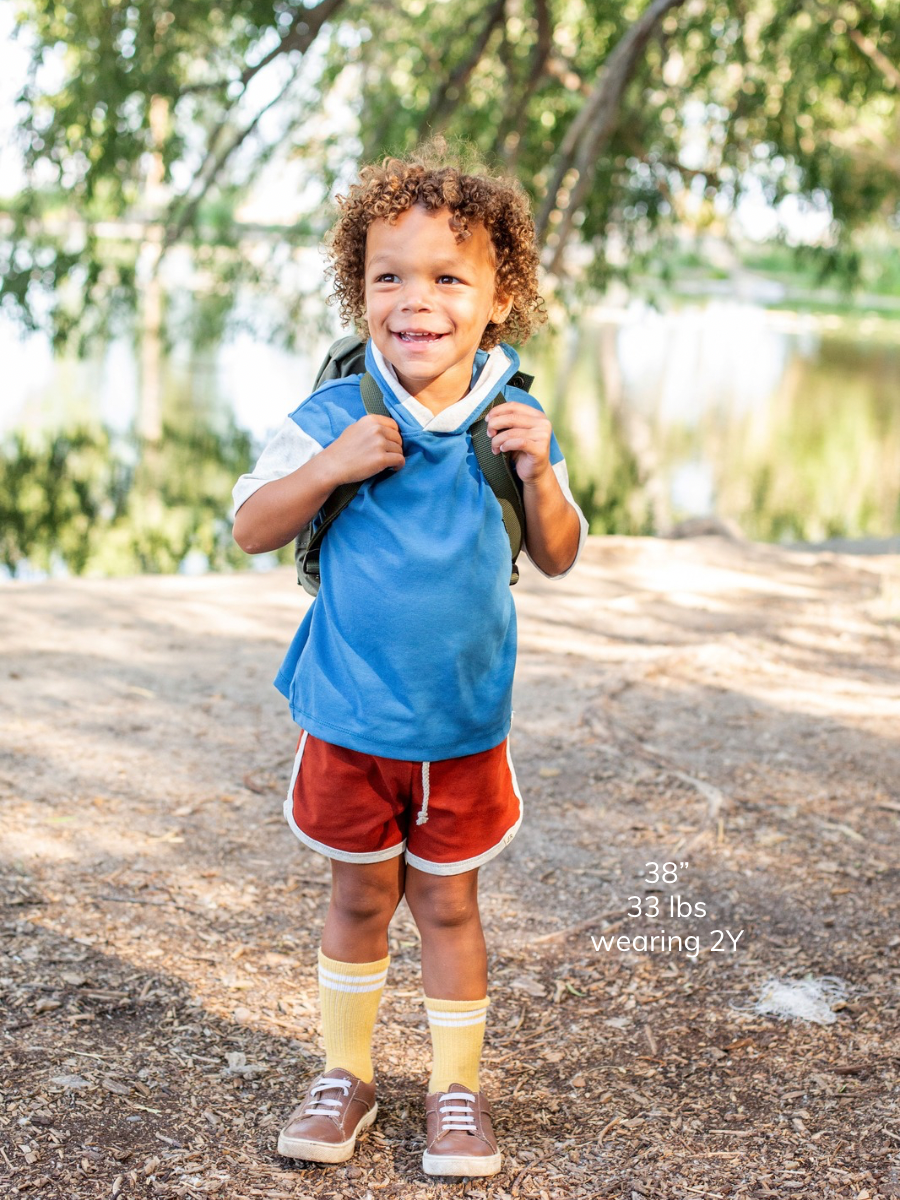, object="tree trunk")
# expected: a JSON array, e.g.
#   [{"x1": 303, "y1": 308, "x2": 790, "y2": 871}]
[
  {"x1": 138, "y1": 94, "x2": 168, "y2": 445},
  {"x1": 536, "y1": 0, "x2": 689, "y2": 273}
]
